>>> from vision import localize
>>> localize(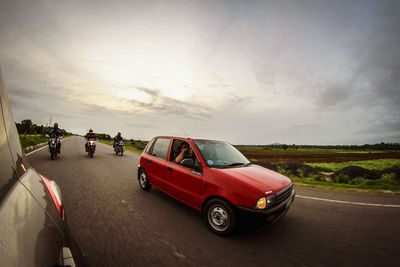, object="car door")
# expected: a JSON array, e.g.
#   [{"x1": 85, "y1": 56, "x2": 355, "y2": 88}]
[
  {"x1": 143, "y1": 137, "x2": 170, "y2": 190},
  {"x1": 164, "y1": 139, "x2": 203, "y2": 210}
]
